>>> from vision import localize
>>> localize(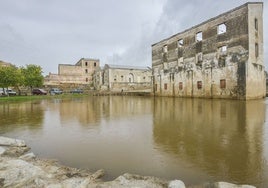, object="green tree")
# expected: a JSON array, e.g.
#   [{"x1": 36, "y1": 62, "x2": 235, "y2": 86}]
[
  {"x1": 0, "y1": 65, "x2": 22, "y2": 92},
  {"x1": 21, "y1": 64, "x2": 44, "y2": 89}
]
